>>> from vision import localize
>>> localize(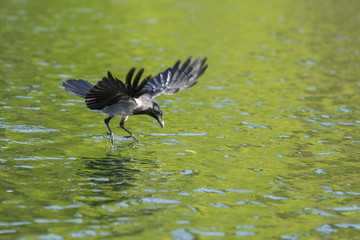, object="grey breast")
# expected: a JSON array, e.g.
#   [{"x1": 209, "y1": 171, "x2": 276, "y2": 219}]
[{"x1": 100, "y1": 101, "x2": 137, "y2": 117}]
